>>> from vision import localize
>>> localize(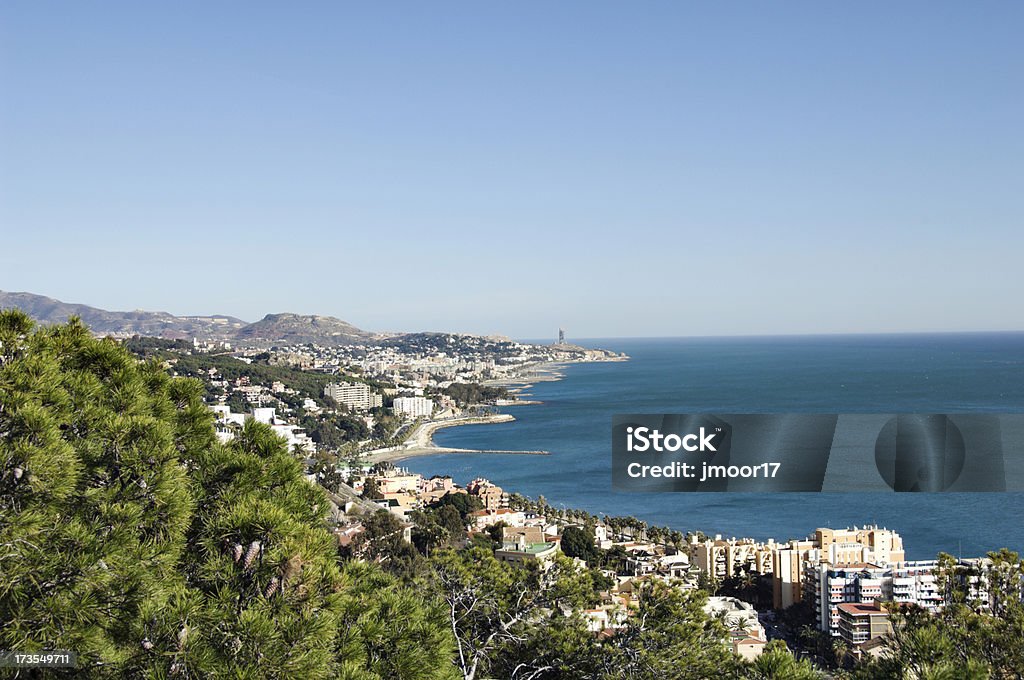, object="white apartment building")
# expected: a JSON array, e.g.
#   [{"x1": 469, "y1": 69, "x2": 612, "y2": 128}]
[
  {"x1": 392, "y1": 396, "x2": 434, "y2": 418},
  {"x1": 804, "y1": 560, "x2": 942, "y2": 635},
  {"x1": 324, "y1": 382, "x2": 383, "y2": 411}
]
